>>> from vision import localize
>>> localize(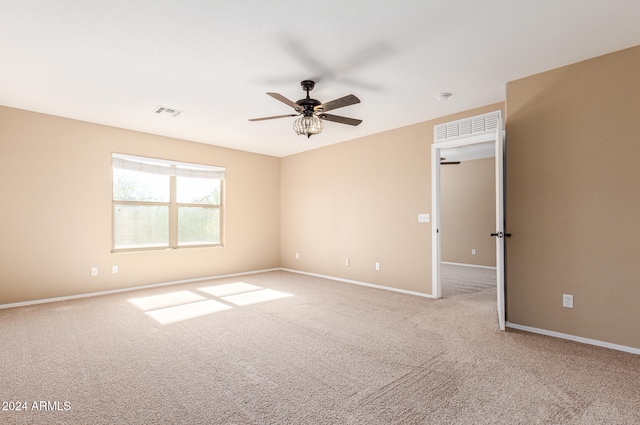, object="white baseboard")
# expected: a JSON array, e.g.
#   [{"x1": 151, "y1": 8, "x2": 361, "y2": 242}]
[
  {"x1": 280, "y1": 268, "x2": 435, "y2": 299},
  {"x1": 441, "y1": 261, "x2": 496, "y2": 270},
  {"x1": 0, "y1": 268, "x2": 281, "y2": 310},
  {"x1": 506, "y1": 322, "x2": 640, "y2": 355}
]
